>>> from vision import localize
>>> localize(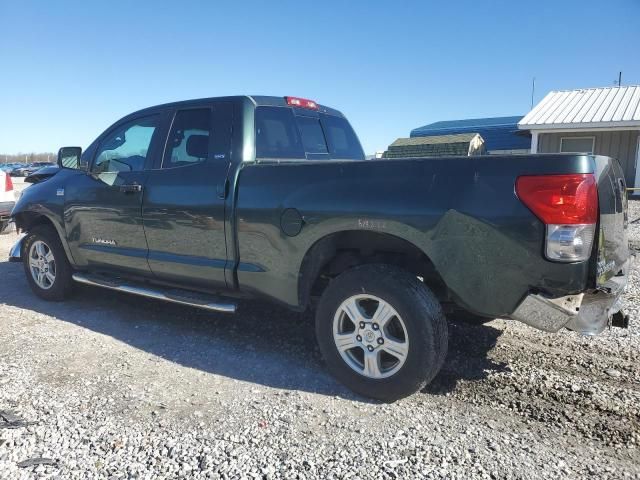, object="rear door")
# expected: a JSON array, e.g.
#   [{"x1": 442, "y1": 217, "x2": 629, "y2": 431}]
[
  {"x1": 64, "y1": 113, "x2": 166, "y2": 275},
  {"x1": 142, "y1": 102, "x2": 233, "y2": 290}
]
